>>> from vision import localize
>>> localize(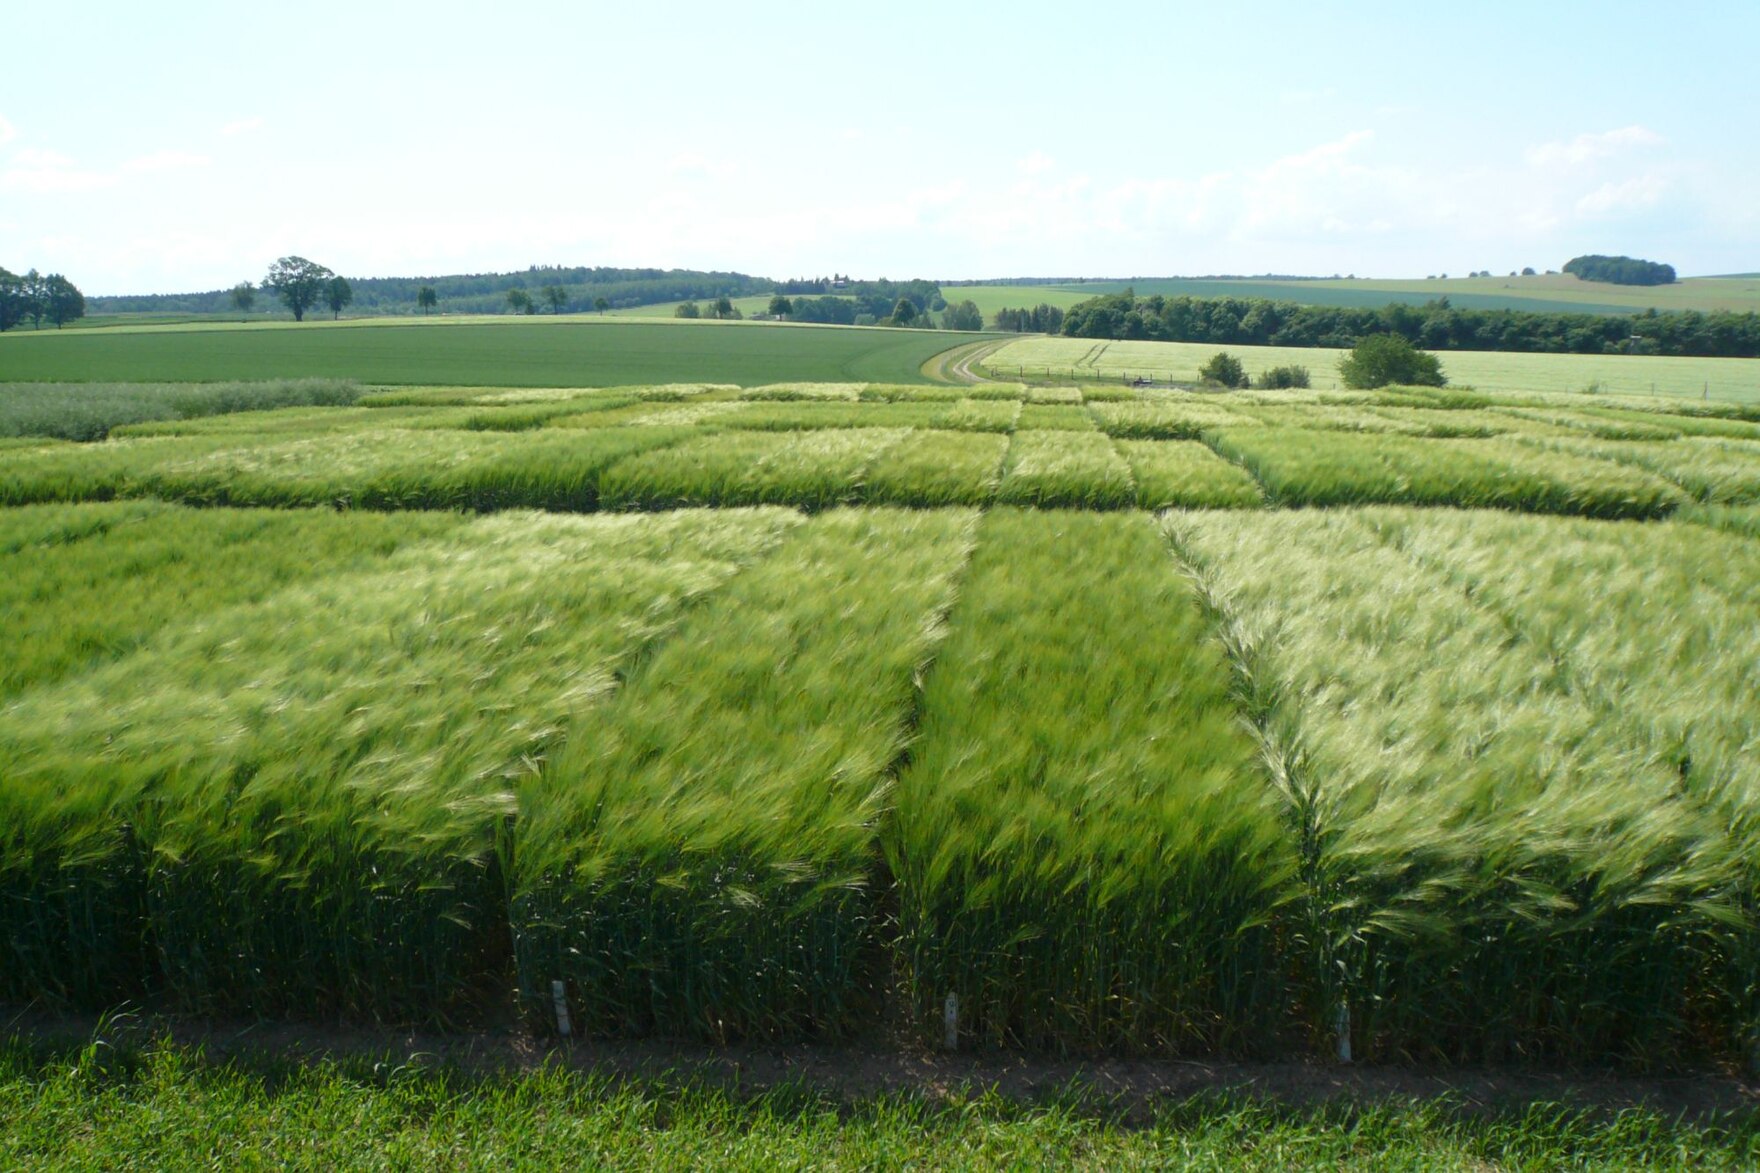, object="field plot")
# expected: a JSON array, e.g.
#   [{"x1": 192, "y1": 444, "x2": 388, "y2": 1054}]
[
  {"x1": 598, "y1": 428, "x2": 907, "y2": 509},
  {"x1": 985, "y1": 336, "x2": 1760, "y2": 402},
  {"x1": 0, "y1": 508, "x2": 800, "y2": 1017},
  {"x1": 1168, "y1": 509, "x2": 1740, "y2": 1063},
  {"x1": 860, "y1": 430, "x2": 1009, "y2": 506},
  {"x1": 1117, "y1": 440, "x2": 1263, "y2": 509},
  {"x1": 0, "y1": 318, "x2": 965, "y2": 388},
  {"x1": 1208, "y1": 426, "x2": 1686, "y2": 517},
  {"x1": 996, "y1": 431, "x2": 1135, "y2": 508},
  {"x1": 0, "y1": 379, "x2": 360, "y2": 441},
  {"x1": 513, "y1": 509, "x2": 976, "y2": 1040},
  {"x1": 1516, "y1": 434, "x2": 1760, "y2": 504},
  {"x1": 891, "y1": 510, "x2": 1293, "y2": 1052}
]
